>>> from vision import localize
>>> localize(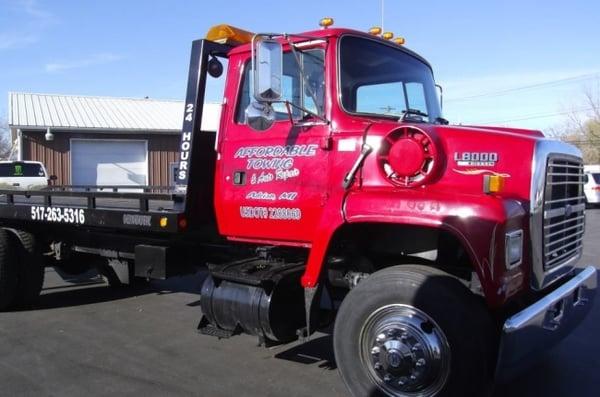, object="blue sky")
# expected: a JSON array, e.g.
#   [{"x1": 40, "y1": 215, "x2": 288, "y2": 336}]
[{"x1": 1, "y1": 0, "x2": 599, "y2": 131}]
